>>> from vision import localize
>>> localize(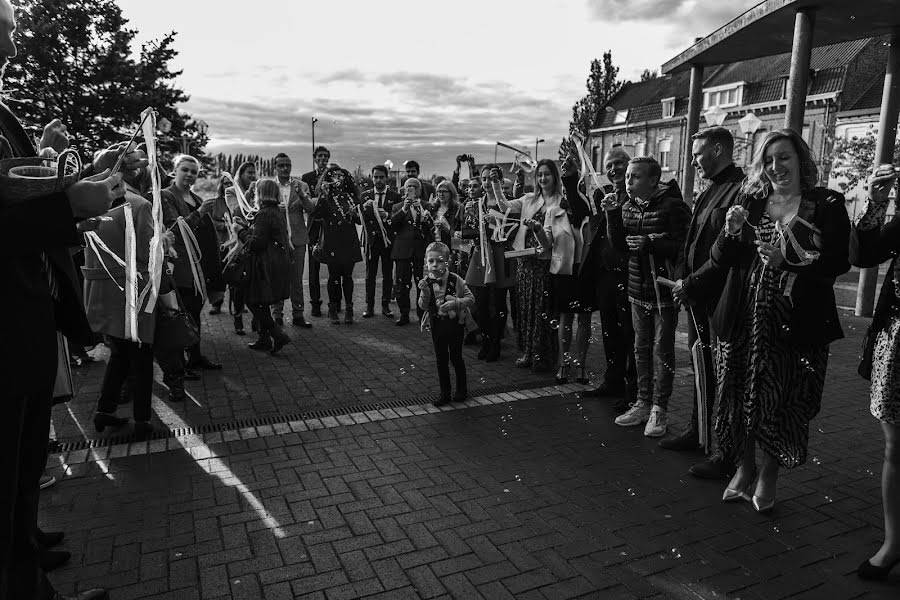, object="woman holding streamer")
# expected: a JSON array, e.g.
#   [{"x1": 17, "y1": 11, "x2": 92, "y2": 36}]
[
  {"x1": 83, "y1": 166, "x2": 168, "y2": 440},
  {"x1": 312, "y1": 165, "x2": 363, "y2": 324},
  {"x1": 494, "y1": 161, "x2": 556, "y2": 372},
  {"x1": 713, "y1": 129, "x2": 849, "y2": 513},
  {"x1": 159, "y1": 154, "x2": 222, "y2": 394},
  {"x1": 233, "y1": 179, "x2": 292, "y2": 354},
  {"x1": 460, "y1": 166, "x2": 515, "y2": 362},
  {"x1": 223, "y1": 161, "x2": 258, "y2": 335},
  {"x1": 430, "y1": 180, "x2": 464, "y2": 267}
]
